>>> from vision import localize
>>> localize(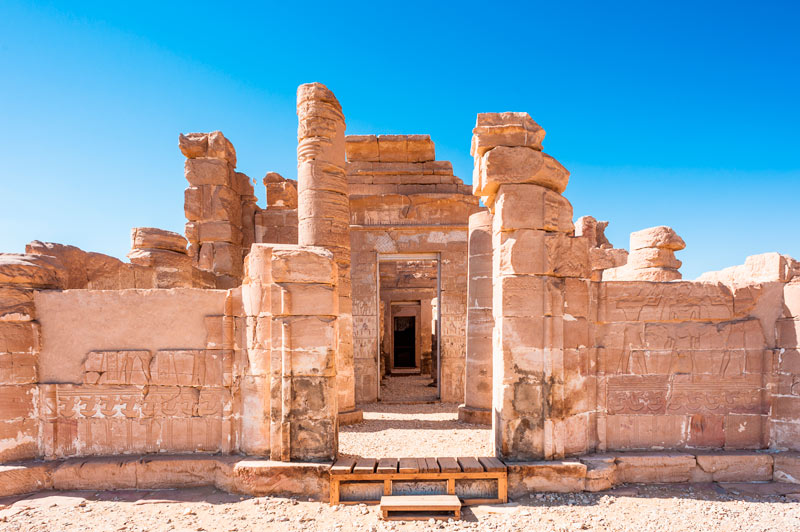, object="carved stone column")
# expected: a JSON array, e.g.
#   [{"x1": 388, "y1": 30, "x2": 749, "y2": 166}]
[
  {"x1": 296, "y1": 83, "x2": 361, "y2": 424},
  {"x1": 458, "y1": 210, "x2": 494, "y2": 425}
]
